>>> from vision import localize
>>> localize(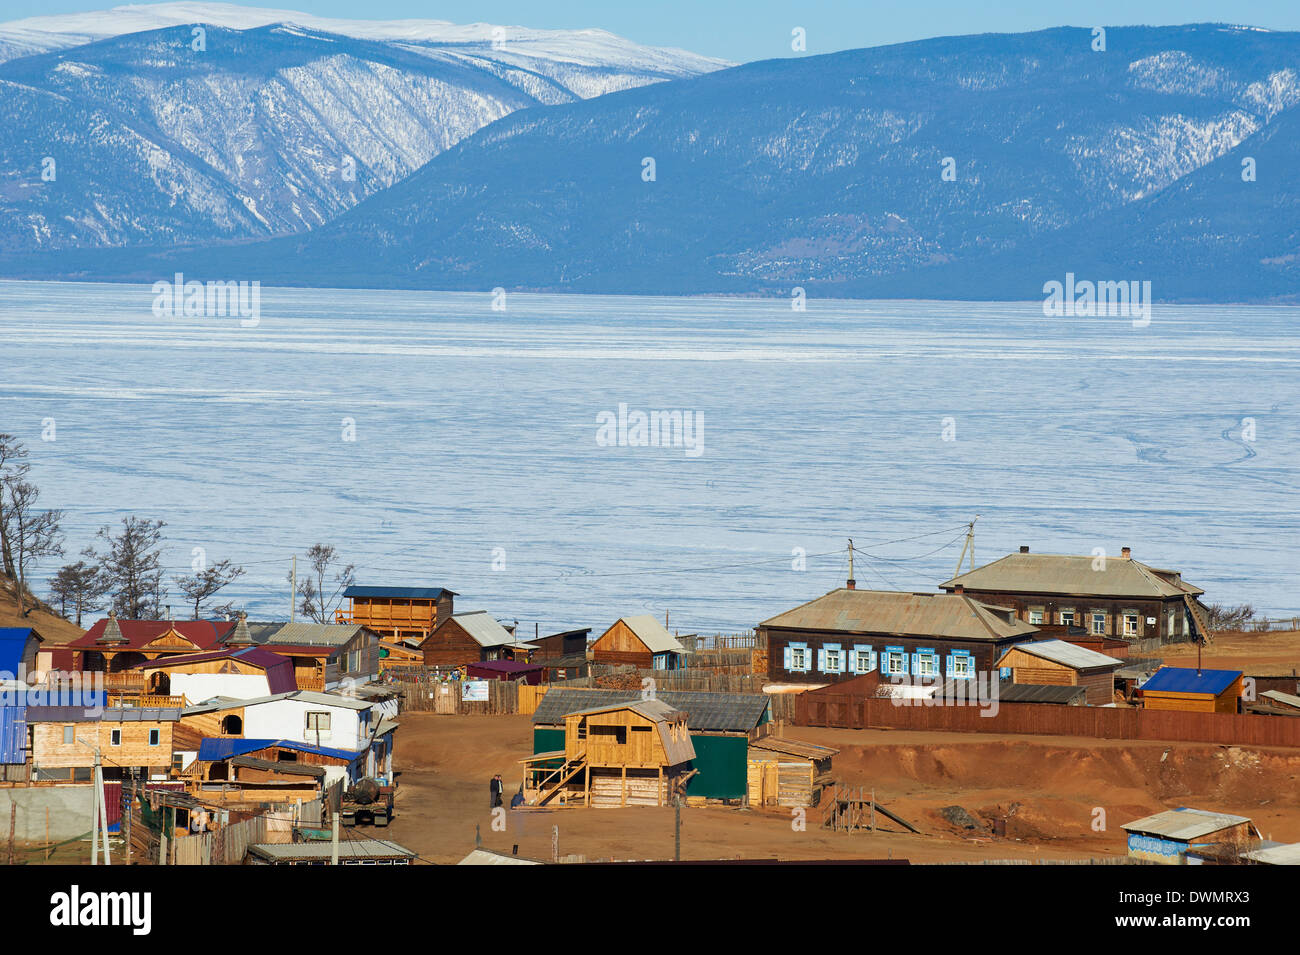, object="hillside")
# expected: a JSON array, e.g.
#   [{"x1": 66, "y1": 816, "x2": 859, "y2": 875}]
[{"x1": 0, "y1": 578, "x2": 85, "y2": 645}]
